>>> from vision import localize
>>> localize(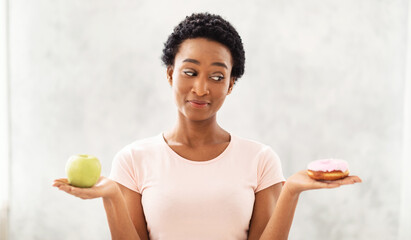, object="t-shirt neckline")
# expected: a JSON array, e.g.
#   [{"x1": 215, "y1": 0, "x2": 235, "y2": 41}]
[{"x1": 159, "y1": 132, "x2": 235, "y2": 165}]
